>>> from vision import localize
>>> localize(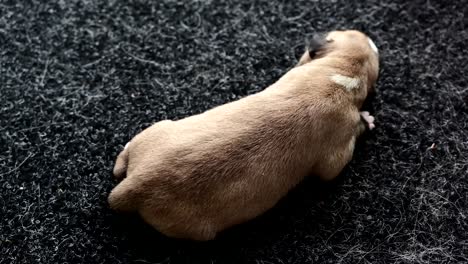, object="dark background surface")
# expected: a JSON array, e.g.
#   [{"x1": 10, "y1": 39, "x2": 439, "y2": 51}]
[{"x1": 1, "y1": 0, "x2": 467, "y2": 263}]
